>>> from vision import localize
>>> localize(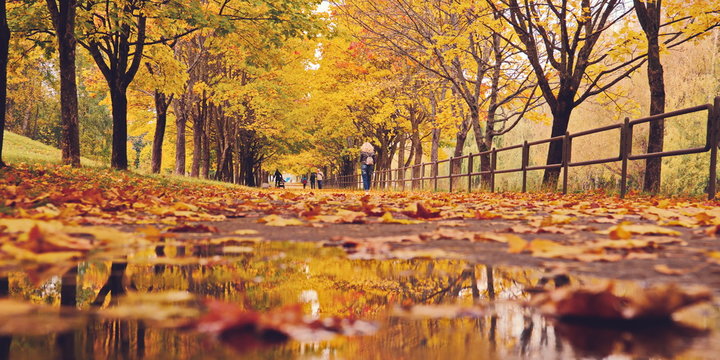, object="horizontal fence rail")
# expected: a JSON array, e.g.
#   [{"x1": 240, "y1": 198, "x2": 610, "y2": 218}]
[{"x1": 326, "y1": 97, "x2": 720, "y2": 200}]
